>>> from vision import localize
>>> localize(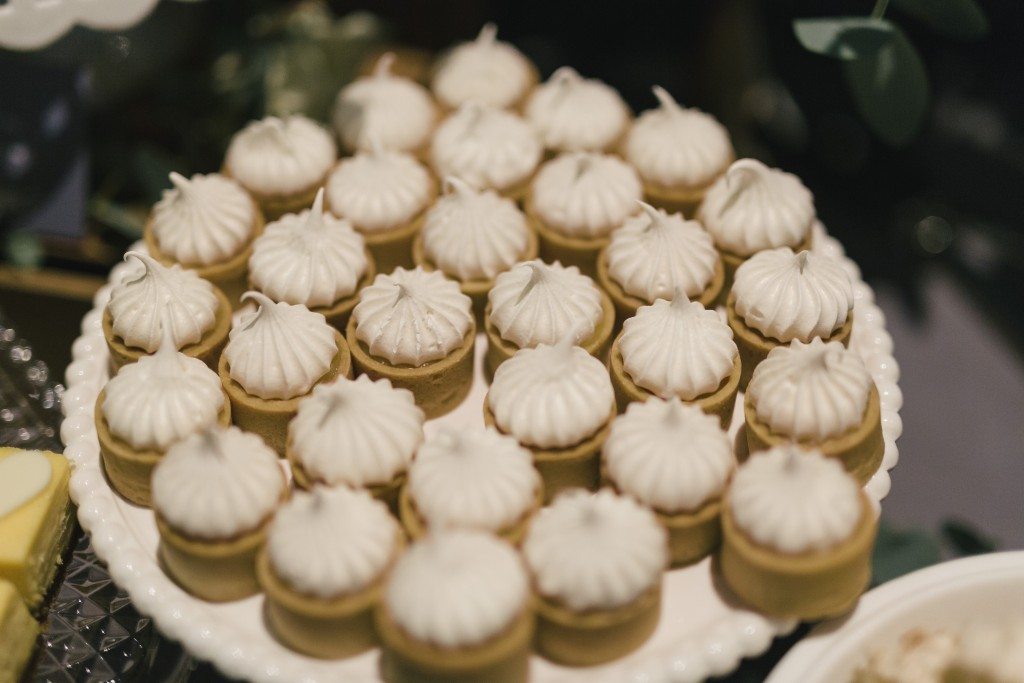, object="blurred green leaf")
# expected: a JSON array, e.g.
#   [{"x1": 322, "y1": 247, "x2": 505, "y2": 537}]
[
  {"x1": 5, "y1": 231, "x2": 44, "y2": 268},
  {"x1": 892, "y1": 0, "x2": 989, "y2": 41},
  {"x1": 871, "y1": 522, "x2": 942, "y2": 586},
  {"x1": 793, "y1": 17, "x2": 896, "y2": 61},
  {"x1": 89, "y1": 198, "x2": 145, "y2": 240},
  {"x1": 941, "y1": 519, "x2": 999, "y2": 556},
  {"x1": 844, "y1": 26, "x2": 930, "y2": 146}
]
